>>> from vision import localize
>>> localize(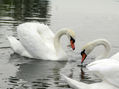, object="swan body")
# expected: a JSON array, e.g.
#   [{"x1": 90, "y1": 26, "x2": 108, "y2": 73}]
[
  {"x1": 87, "y1": 58, "x2": 119, "y2": 88},
  {"x1": 8, "y1": 22, "x2": 75, "y2": 60}
]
